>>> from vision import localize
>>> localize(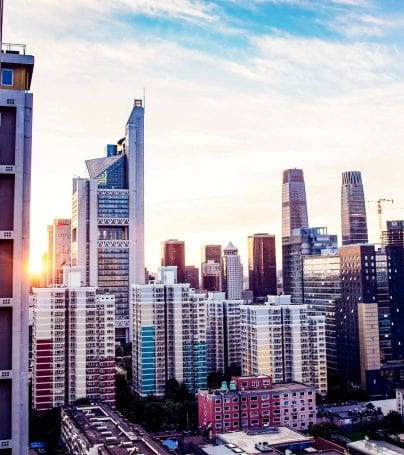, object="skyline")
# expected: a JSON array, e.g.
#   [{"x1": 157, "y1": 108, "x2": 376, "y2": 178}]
[{"x1": 4, "y1": 0, "x2": 404, "y2": 272}]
